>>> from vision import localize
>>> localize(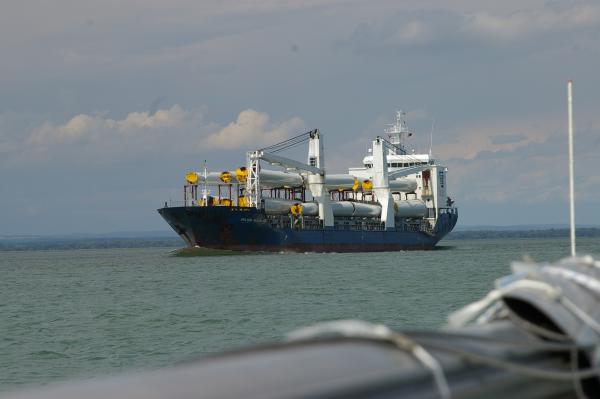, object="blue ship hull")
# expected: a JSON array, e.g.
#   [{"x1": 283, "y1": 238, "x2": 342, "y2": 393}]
[{"x1": 158, "y1": 206, "x2": 458, "y2": 252}]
